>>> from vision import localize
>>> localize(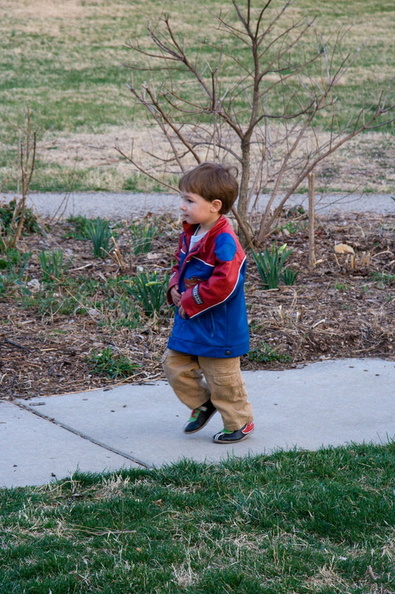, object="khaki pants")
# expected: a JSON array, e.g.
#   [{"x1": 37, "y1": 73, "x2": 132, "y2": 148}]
[{"x1": 162, "y1": 348, "x2": 254, "y2": 431}]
